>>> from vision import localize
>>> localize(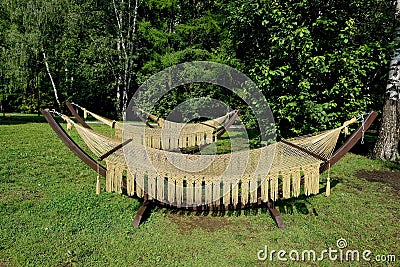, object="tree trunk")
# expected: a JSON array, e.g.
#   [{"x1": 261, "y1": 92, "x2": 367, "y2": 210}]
[
  {"x1": 124, "y1": 0, "x2": 139, "y2": 119},
  {"x1": 43, "y1": 51, "x2": 62, "y2": 111},
  {"x1": 113, "y1": 0, "x2": 125, "y2": 117},
  {"x1": 373, "y1": 99, "x2": 400, "y2": 160},
  {"x1": 112, "y1": 0, "x2": 139, "y2": 120},
  {"x1": 116, "y1": 38, "x2": 122, "y2": 114},
  {"x1": 372, "y1": 0, "x2": 400, "y2": 161}
]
